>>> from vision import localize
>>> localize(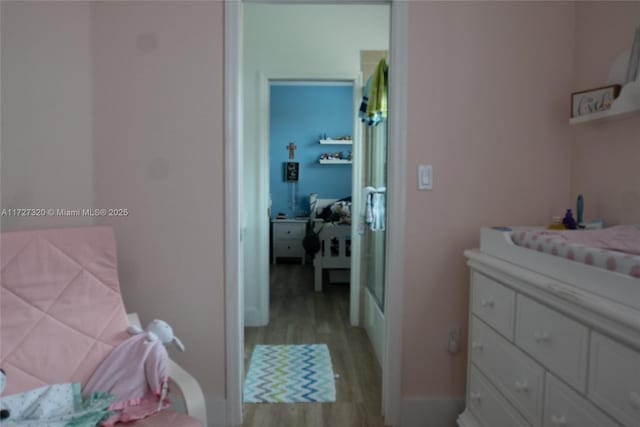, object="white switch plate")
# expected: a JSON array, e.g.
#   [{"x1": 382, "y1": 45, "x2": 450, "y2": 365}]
[
  {"x1": 418, "y1": 164, "x2": 433, "y2": 190},
  {"x1": 448, "y1": 326, "x2": 460, "y2": 353}
]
